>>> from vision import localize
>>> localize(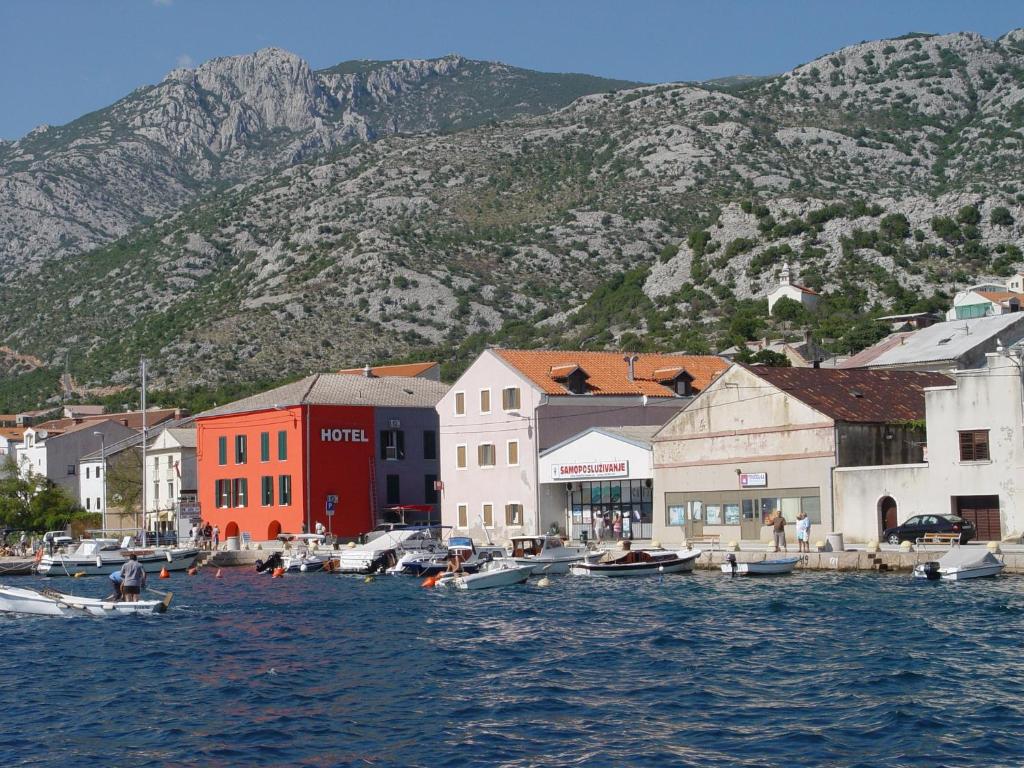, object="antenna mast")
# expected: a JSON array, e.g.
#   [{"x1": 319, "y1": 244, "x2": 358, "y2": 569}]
[{"x1": 140, "y1": 357, "x2": 148, "y2": 546}]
